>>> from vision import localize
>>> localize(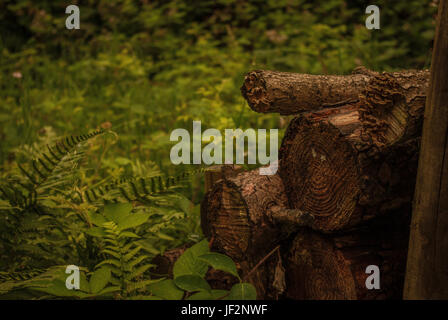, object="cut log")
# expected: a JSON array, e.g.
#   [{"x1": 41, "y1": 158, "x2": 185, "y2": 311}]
[
  {"x1": 201, "y1": 166, "x2": 305, "y2": 299},
  {"x1": 201, "y1": 165, "x2": 243, "y2": 238},
  {"x1": 241, "y1": 67, "x2": 429, "y2": 115},
  {"x1": 285, "y1": 209, "x2": 411, "y2": 300},
  {"x1": 203, "y1": 165, "x2": 243, "y2": 193},
  {"x1": 202, "y1": 166, "x2": 288, "y2": 261},
  {"x1": 278, "y1": 72, "x2": 428, "y2": 232}
]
